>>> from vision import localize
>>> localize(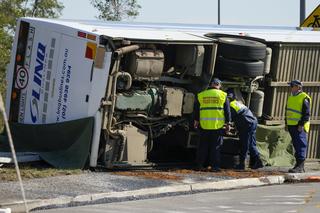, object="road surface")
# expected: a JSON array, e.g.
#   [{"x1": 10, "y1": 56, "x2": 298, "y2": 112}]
[{"x1": 40, "y1": 182, "x2": 320, "y2": 213}]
